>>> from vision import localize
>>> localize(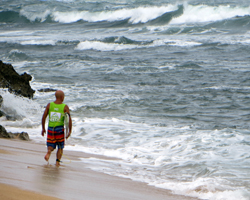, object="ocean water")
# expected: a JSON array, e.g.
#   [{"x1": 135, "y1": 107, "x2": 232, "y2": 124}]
[{"x1": 1, "y1": 0, "x2": 250, "y2": 199}]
